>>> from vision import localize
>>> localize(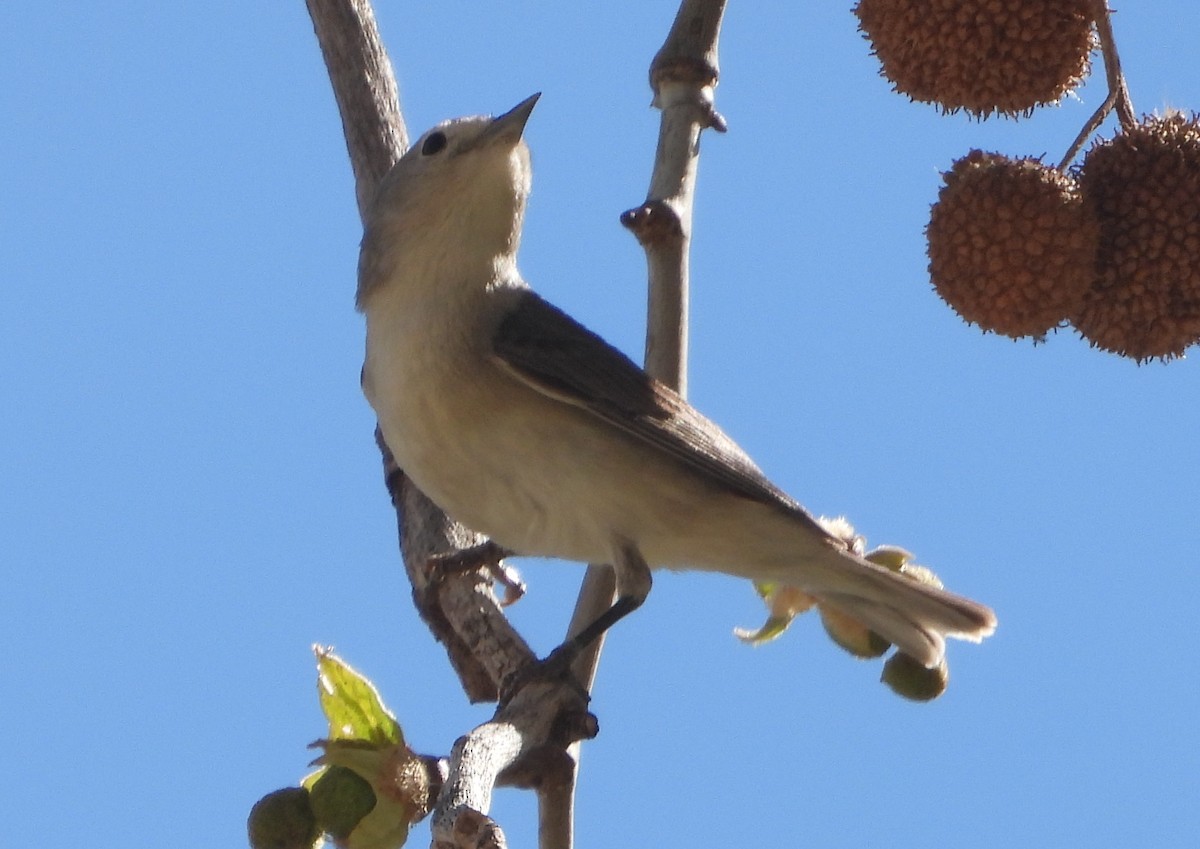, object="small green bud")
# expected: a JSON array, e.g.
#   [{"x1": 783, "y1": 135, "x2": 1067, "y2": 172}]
[
  {"x1": 819, "y1": 604, "x2": 891, "y2": 659},
  {"x1": 863, "y1": 545, "x2": 914, "y2": 571},
  {"x1": 310, "y1": 765, "x2": 378, "y2": 842},
  {"x1": 882, "y1": 653, "x2": 950, "y2": 701},
  {"x1": 247, "y1": 787, "x2": 320, "y2": 849}
]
